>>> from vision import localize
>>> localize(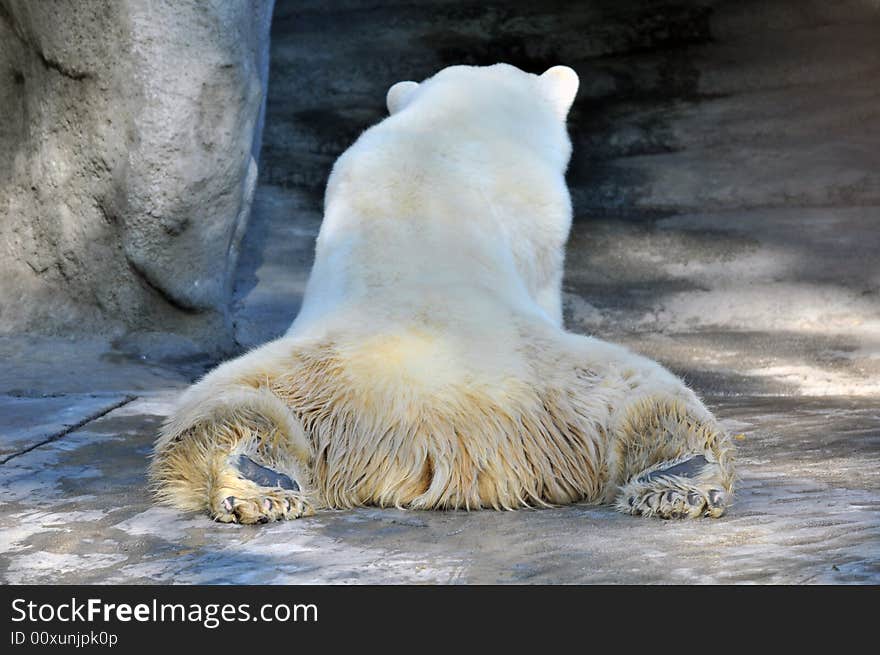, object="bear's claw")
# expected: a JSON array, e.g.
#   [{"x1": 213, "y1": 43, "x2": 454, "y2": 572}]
[
  {"x1": 616, "y1": 454, "x2": 730, "y2": 519},
  {"x1": 213, "y1": 489, "x2": 313, "y2": 524}
]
